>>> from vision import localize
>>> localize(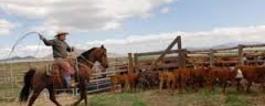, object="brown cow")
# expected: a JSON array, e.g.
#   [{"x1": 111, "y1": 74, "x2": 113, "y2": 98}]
[
  {"x1": 236, "y1": 65, "x2": 265, "y2": 92},
  {"x1": 176, "y1": 68, "x2": 193, "y2": 92},
  {"x1": 190, "y1": 66, "x2": 209, "y2": 91},
  {"x1": 110, "y1": 71, "x2": 140, "y2": 92},
  {"x1": 208, "y1": 67, "x2": 239, "y2": 94}
]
